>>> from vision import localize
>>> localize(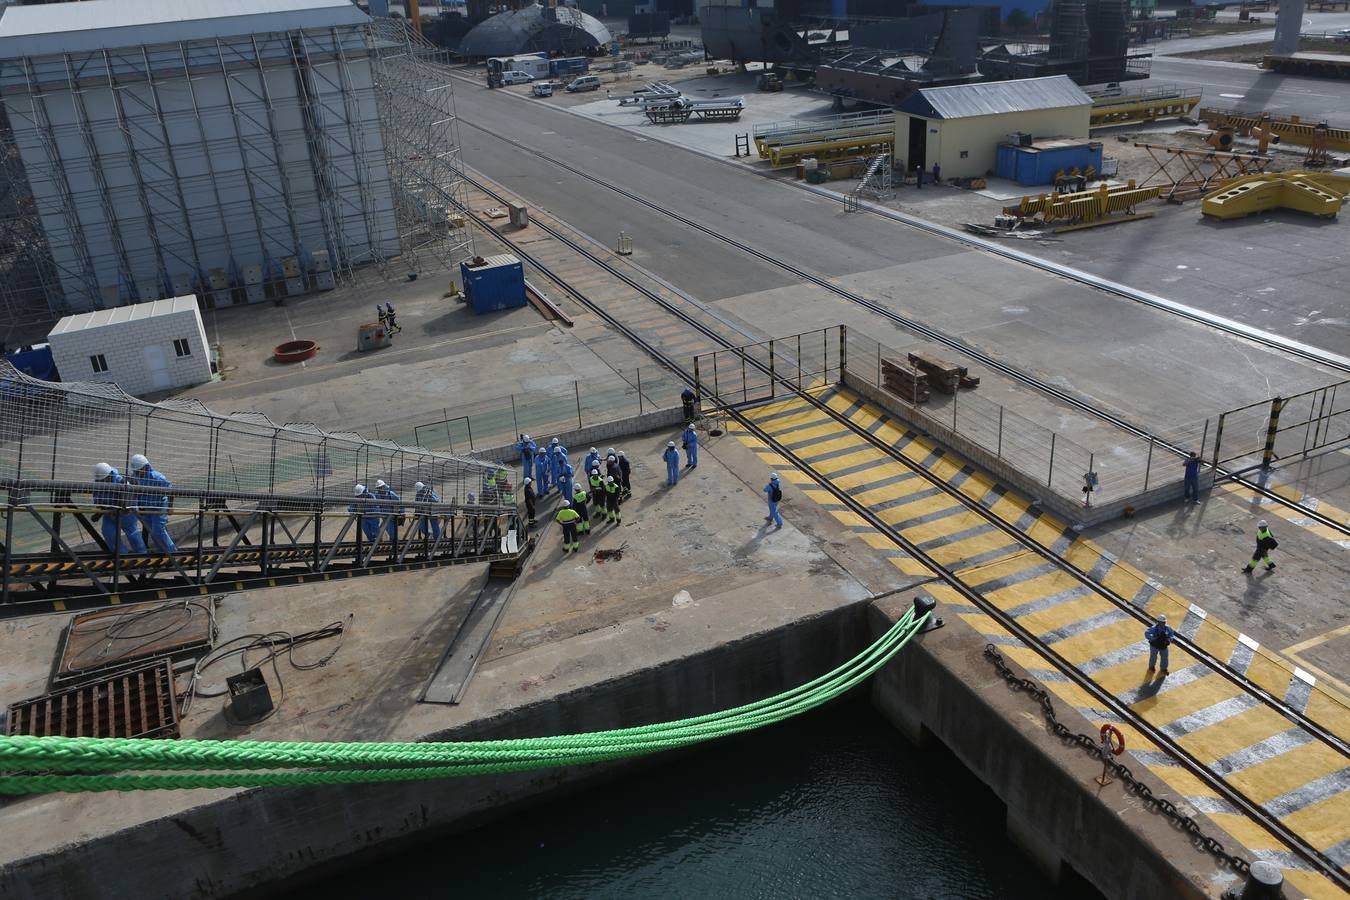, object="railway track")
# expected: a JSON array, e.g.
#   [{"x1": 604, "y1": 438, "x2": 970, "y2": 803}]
[
  {"x1": 456, "y1": 117, "x2": 1350, "y2": 540},
  {"x1": 458, "y1": 169, "x2": 1350, "y2": 894}
]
